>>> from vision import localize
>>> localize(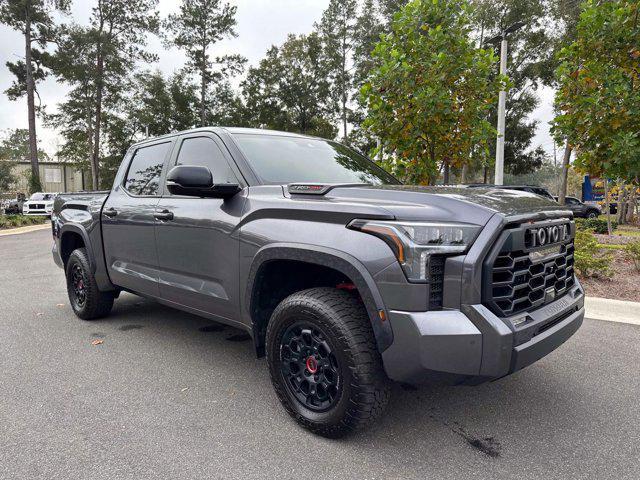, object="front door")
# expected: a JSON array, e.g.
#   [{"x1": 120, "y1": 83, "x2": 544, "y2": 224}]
[
  {"x1": 155, "y1": 133, "x2": 246, "y2": 323},
  {"x1": 102, "y1": 140, "x2": 174, "y2": 298}
]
